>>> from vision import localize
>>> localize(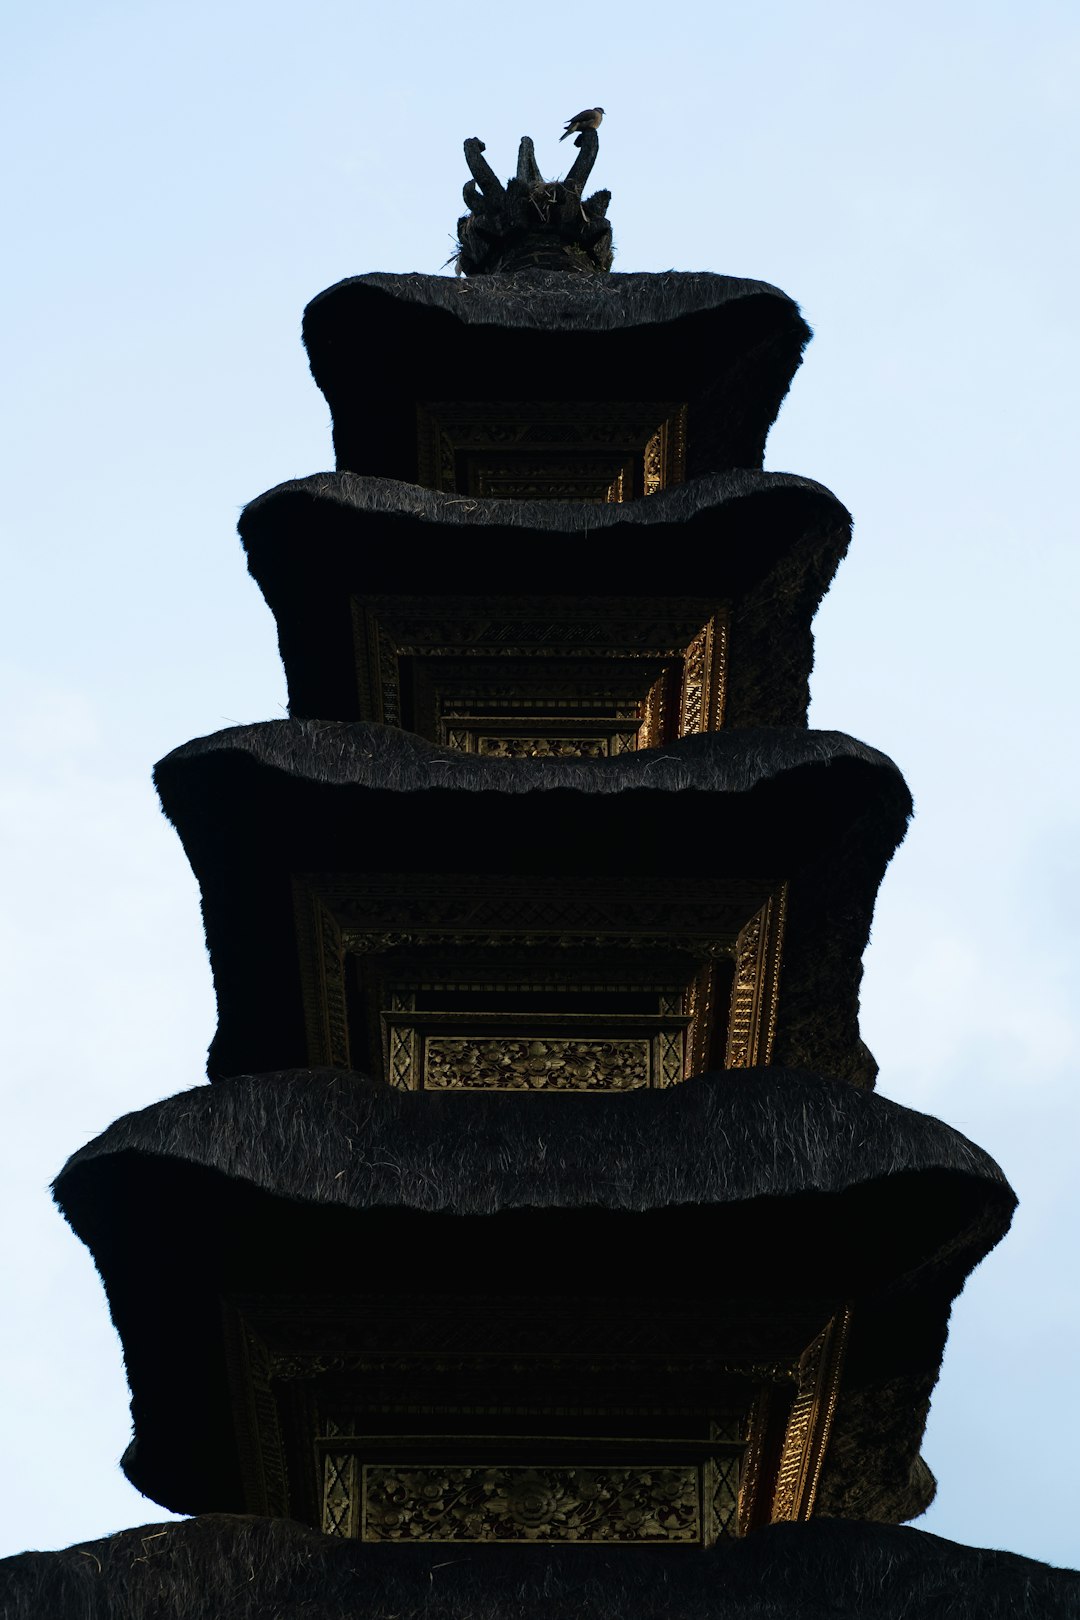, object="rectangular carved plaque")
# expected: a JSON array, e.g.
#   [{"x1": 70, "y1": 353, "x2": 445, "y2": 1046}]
[
  {"x1": 449, "y1": 728, "x2": 637, "y2": 759},
  {"x1": 360, "y1": 1463, "x2": 702, "y2": 1543},
  {"x1": 472, "y1": 460, "x2": 631, "y2": 502},
  {"x1": 423, "y1": 1035, "x2": 652, "y2": 1092}
]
